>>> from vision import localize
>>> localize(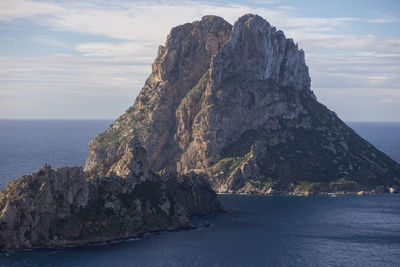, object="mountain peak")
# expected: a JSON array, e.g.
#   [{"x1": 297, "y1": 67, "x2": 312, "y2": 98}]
[
  {"x1": 85, "y1": 14, "x2": 400, "y2": 194},
  {"x1": 211, "y1": 13, "x2": 310, "y2": 91}
]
